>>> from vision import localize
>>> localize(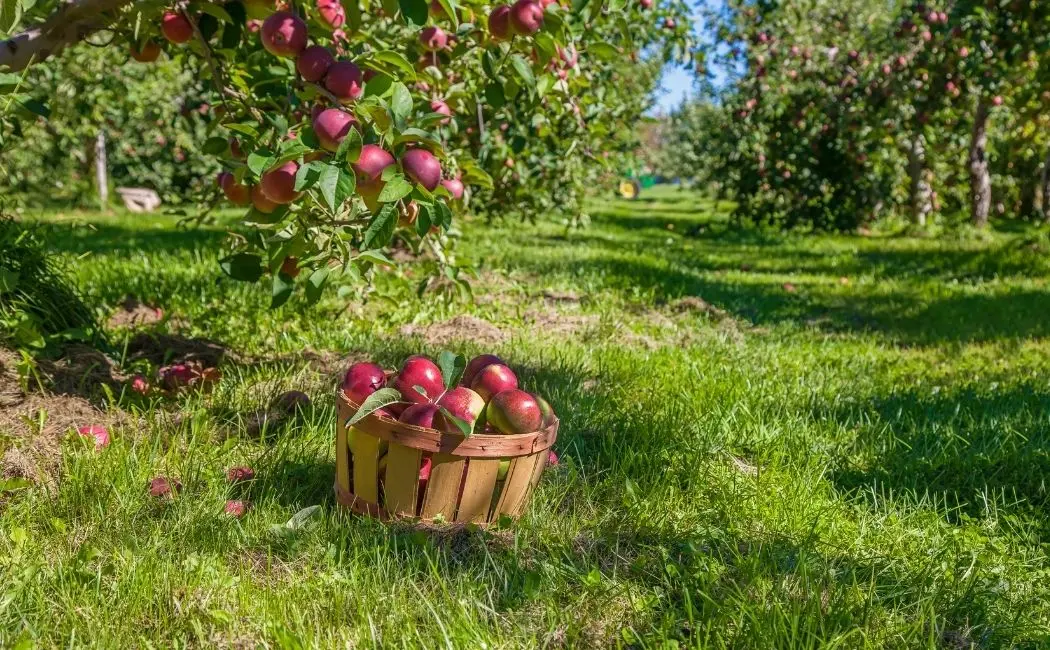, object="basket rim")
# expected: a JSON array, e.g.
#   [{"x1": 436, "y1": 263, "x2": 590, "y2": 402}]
[{"x1": 337, "y1": 389, "x2": 559, "y2": 458}]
